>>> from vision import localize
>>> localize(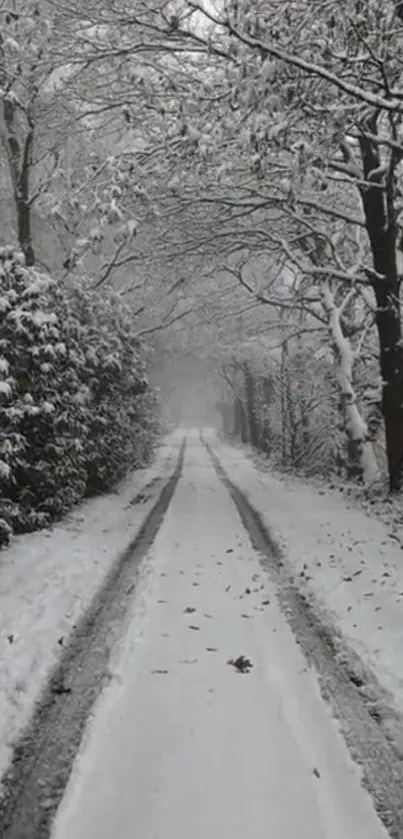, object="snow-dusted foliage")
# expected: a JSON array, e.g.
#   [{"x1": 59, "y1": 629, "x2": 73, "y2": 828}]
[
  {"x1": 217, "y1": 333, "x2": 385, "y2": 483},
  {"x1": 219, "y1": 351, "x2": 339, "y2": 477},
  {"x1": 131, "y1": 0, "x2": 403, "y2": 491},
  {"x1": 264, "y1": 351, "x2": 340, "y2": 476},
  {"x1": 0, "y1": 249, "x2": 159, "y2": 547}
]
